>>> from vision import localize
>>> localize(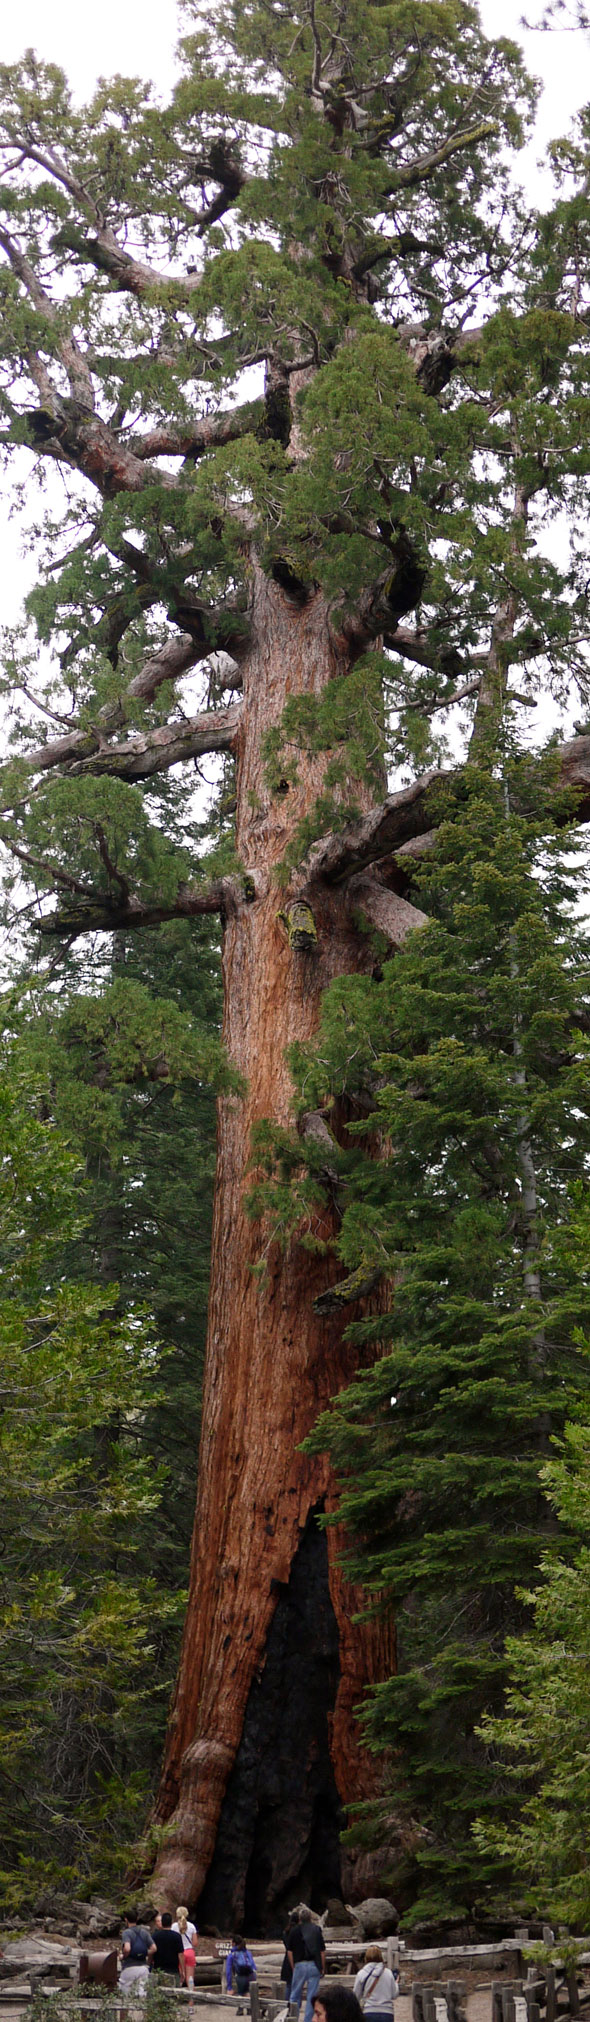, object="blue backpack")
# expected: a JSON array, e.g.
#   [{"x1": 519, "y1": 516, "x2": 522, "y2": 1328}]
[{"x1": 128, "y1": 1930, "x2": 150, "y2": 1962}]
